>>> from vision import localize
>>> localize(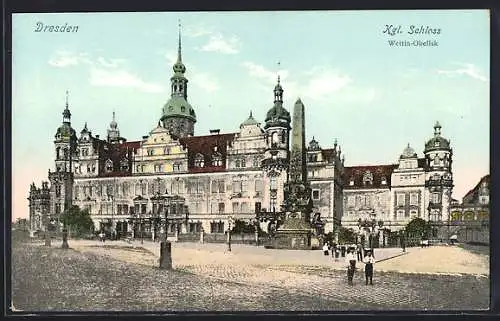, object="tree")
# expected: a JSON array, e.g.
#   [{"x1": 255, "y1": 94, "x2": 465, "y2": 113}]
[
  {"x1": 231, "y1": 219, "x2": 256, "y2": 234},
  {"x1": 405, "y1": 217, "x2": 432, "y2": 239},
  {"x1": 60, "y1": 205, "x2": 94, "y2": 237},
  {"x1": 338, "y1": 227, "x2": 357, "y2": 244}
]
